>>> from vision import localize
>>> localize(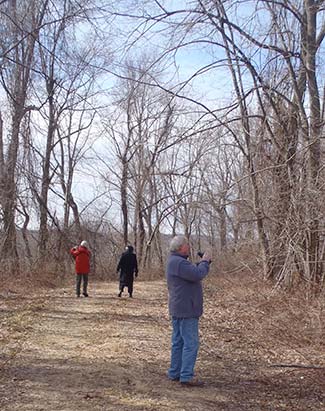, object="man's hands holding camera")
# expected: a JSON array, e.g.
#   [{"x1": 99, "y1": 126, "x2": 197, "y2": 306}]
[{"x1": 198, "y1": 251, "x2": 212, "y2": 263}]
